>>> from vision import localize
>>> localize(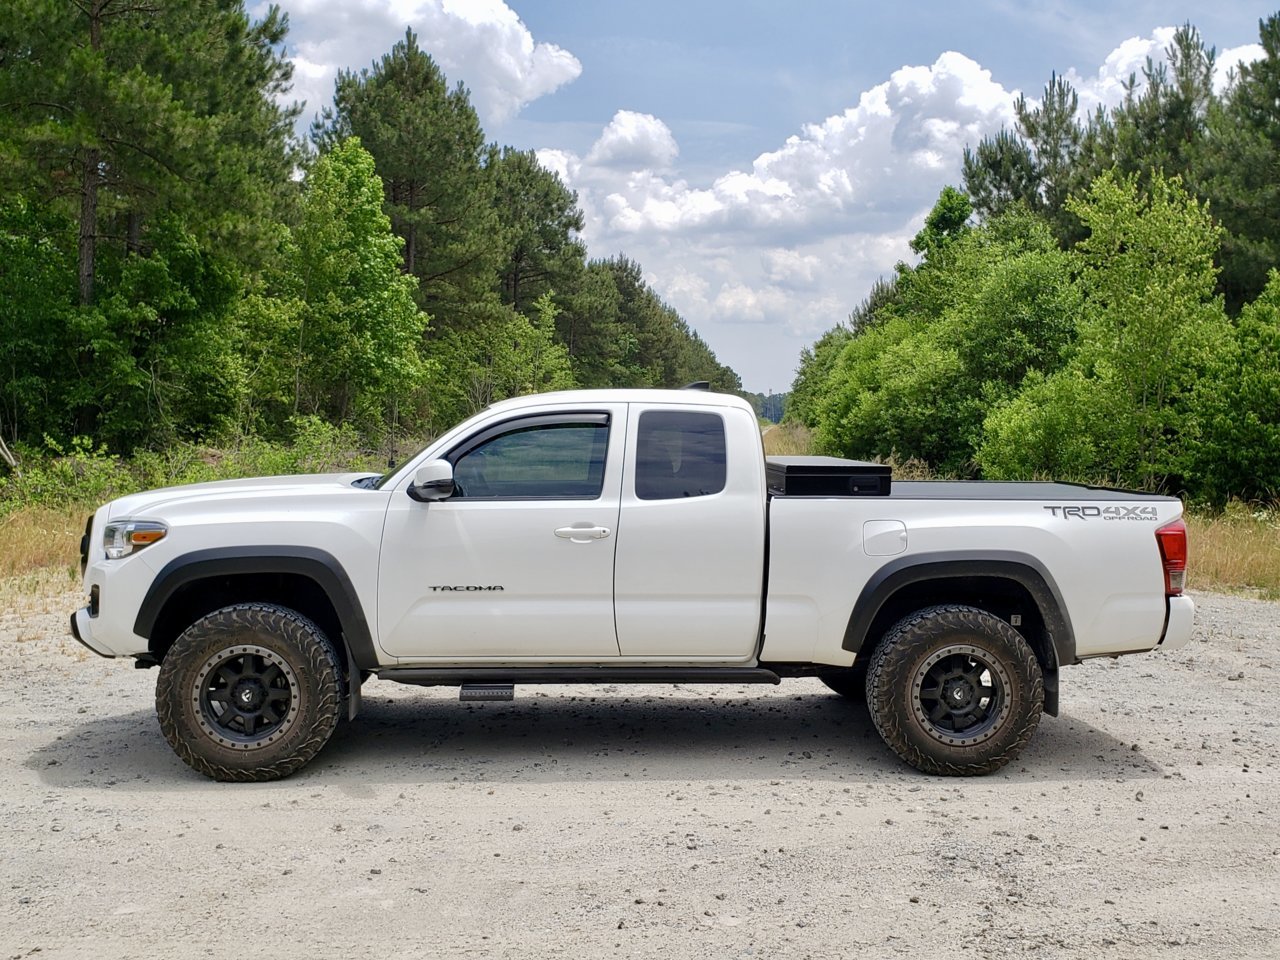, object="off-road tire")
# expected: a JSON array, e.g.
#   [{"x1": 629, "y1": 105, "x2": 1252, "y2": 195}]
[
  {"x1": 819, "y1": 660, "x2": 869, "y2": 701},
  {"x1": 866, "y1": 604, "x2": 1043, "y2": 776},
  {"x1": 155, "y1": 603, "x2": 343, "y2": 782}
]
